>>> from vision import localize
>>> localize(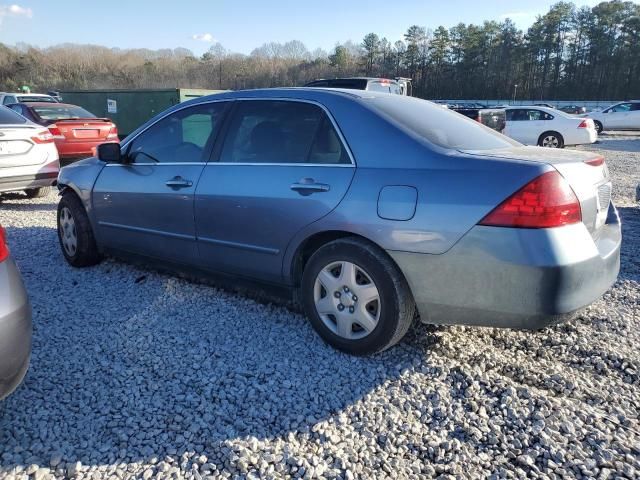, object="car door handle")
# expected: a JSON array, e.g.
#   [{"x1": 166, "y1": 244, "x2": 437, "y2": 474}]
[
  {"x1": 165, "y1": 176, "x2": 193, "y2": 189},
  {"x1": 290, "y1": 178, "x2": 330, "y2": 195}
]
